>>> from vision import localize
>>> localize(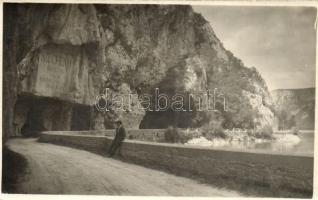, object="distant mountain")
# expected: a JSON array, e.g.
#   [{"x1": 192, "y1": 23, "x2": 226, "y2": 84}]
[{"x1": 271, "y1": 88, "x2": 315, "y2": 130}]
